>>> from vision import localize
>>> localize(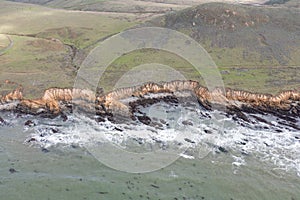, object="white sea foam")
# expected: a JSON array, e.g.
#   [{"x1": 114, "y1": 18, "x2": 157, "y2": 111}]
[{"x1": 25, "y1": 103, "x2": 300, "y2": 176}]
